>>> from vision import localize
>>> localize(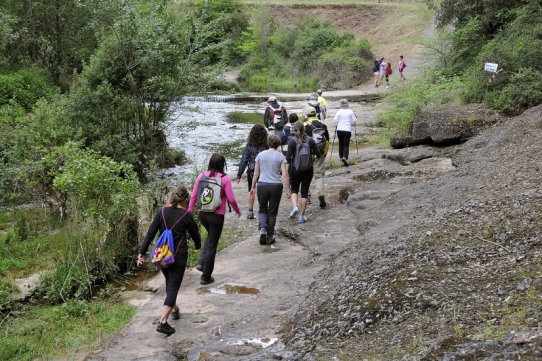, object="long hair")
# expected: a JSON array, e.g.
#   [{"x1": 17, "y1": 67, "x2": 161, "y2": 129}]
[
  {"x1": 247, "y1": 124, "x2": 268, "y2": 151},
  {"x1": 293, "y1": 121, "x2": 305, "y2": 142},
  {"x1": 207, "y1": 153, "x2": 226, "y2": 176},
  {"x1": 168, "y1": 185, "x2": 189, "y2": 208}
]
